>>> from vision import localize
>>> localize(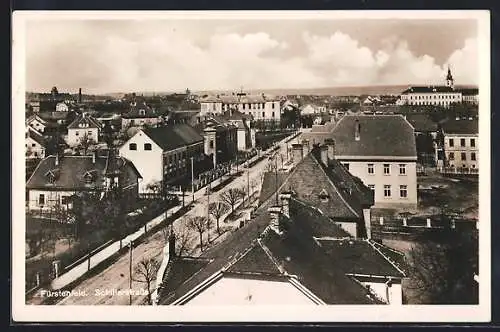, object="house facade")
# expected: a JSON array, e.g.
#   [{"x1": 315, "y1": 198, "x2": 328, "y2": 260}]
[
  {"x1": 66, "y1": 113, "x2": 102, "y2": 147},
  {"x1": 25, "y1": 152, "x2": 142, "y2": 212},
  {"x1": 200, "y1": 93, "x2": 281, "y2": 123},
  {"x1": 121, "y1": 103, "x2": 163, "y2": 129},
  {"x1": 26, "y1": 114, "x2": 48, "y2": 135},
  {"x1": 55, "y1": 102, "x2": 70, "y2": 112},
  {"x1": 25, "y1": 127, "x2": 47, "y2": 159},
  {"x1": 330, "y1": 115, "x2": 418, "y2": 209},
  {"x1": 118, "y1": 124, "x2": 205, "y2": 194},
  {"x1": 442, "y1": 118, "x2": 478, "y2": 170}
]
